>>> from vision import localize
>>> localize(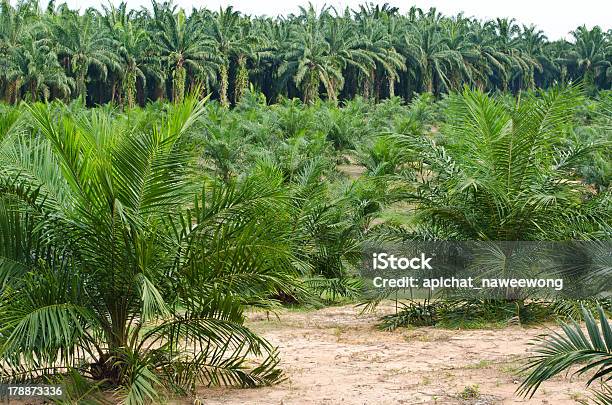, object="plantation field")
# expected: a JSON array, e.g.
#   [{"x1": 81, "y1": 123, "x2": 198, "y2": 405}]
[
  {"x1": 1, "y1": 2, "x2": 611, "y2": 397},
  {"x1": 194, "y1": 304, "x2": 590, "y2": 405},
  {"x1": 1, "y1": 86, "x2": 610, "y2": 404}
]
